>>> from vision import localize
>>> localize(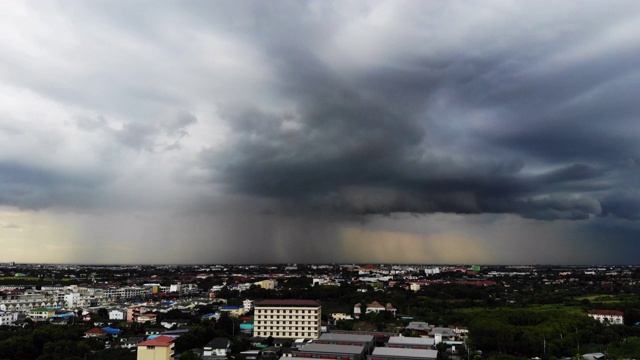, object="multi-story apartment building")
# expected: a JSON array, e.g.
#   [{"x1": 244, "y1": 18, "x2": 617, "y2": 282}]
[
  {"x1": 253, "y1": 299, "x2": 321, "y2": 339},
  {"x1": 104, "y1": 286, "x2": 152, "y2": 300},
  {"x1": 0, "y1": 310, "x2": 18, "y2": 326},
  {"x1": 136, "y1": 335, "x2": 175, "y2": 360},
  {"x1": 28, "y1": 308, "x2": 55, "y2": 322}
]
